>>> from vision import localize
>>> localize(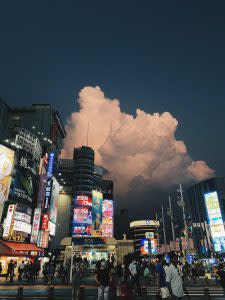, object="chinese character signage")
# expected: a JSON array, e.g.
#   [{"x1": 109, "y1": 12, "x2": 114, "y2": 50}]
[
  {"x1": 3, "y1": 204, "x2": 16, "y2": 238},
  {"x1": 41, "y1": 231, "x2": 49, "y2": 248},
  {"x1": 11, "y1": 150, "x2": 36, "y2": 208},
  {"x1": 37, "y1": 174, "x2": 47, "y2": 208},
  {"x1": 204, "y1": 191, "x2": 225, "y2": 252},
  {"x1": 74, "y1": 194, "x2": 92, "y2": 207},
  {"x1": 47, "y1": 152, "x2": 54, "y2": 178},
  {"x1": 41, "y1": 213, "x2": 49, "y2": 231},
  {"x1": 44, "y1": 179, "x2": 53, "y2": 209},
  {"x1": 30, "y1": 208, "x2": 41, "y2": 243}
]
